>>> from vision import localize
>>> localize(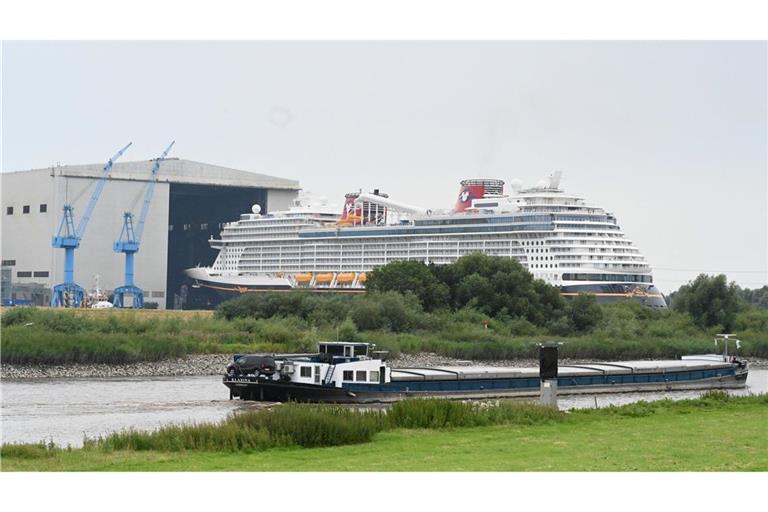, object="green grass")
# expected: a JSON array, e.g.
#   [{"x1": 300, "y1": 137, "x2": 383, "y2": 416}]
[{"x1": 3, "y1": 395, "x2": 766, "y2": 471}]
